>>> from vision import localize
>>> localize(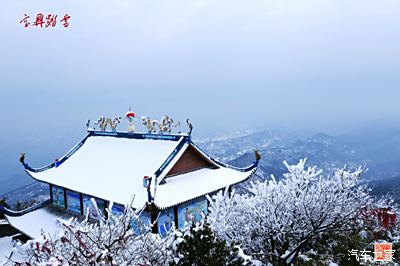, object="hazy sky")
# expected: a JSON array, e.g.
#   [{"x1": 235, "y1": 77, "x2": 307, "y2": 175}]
[{"x1": 1, "y1": 0, "x2": 400, "y2": 138}]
